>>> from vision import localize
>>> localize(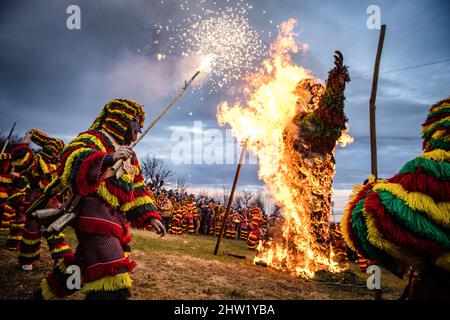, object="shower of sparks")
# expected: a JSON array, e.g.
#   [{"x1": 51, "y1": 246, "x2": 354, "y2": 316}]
[{"x1": 155, "y1": 0, "x2": 268, "y2": 94}]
